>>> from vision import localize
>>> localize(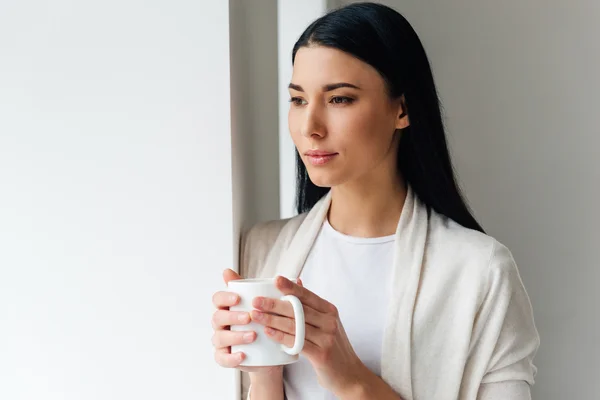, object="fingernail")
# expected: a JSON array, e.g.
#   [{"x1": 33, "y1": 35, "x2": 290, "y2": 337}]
[
  {"x1": 278, "y1": 276, "x2": 291, "y2": 288},
  {"x1": 254, "y1": 297, "x2": 264, "y2": 308},
  {"x1": 243, "y1": 332, "x2": 255, "y2": 343},
  {"x1": 230, "y1": 294, "x2": 238, "y2": 303},
  {"x1": 238, "y1": 313, "x2": 249, "y2": 323}
]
